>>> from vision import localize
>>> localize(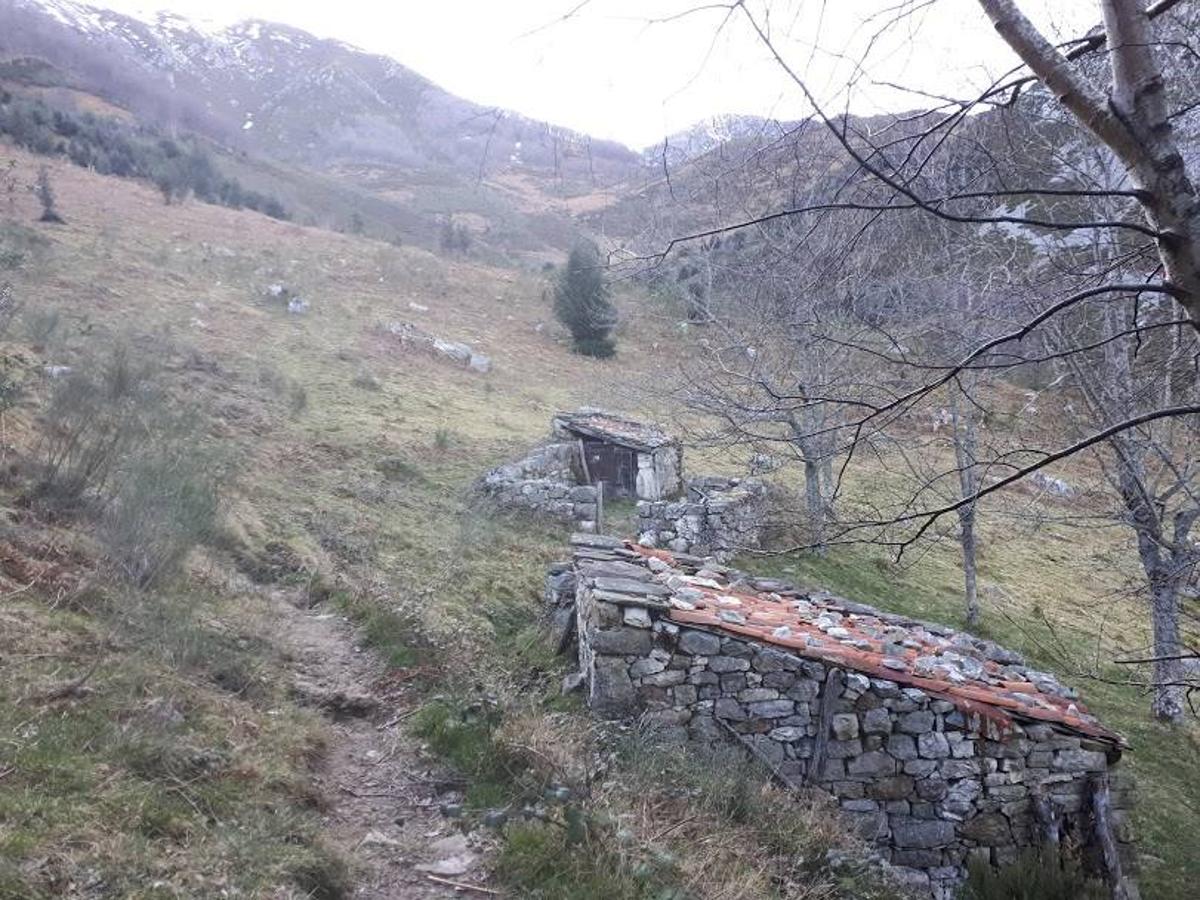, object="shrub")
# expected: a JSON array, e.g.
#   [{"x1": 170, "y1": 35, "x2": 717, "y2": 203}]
[
  {"x1": 497, "y1": 823, "x2": 680, "y2": 900},
  {"x1": 959, "y1": 847, "x2": 1106, "y2": 900},
  {"x1": 99, "y1": 427, "x2": 223, "y2": 587},
  {"x1": 34, "y1": 166, "x2": 63, "y2": 223},
  {"x1": 36, "y1": 341, "x2": 155, "y2": 504},
  {"x1": 0, "y1": 280, "x2": 21, "y2": 338},
  {"x1": 35, "y1": 341, "x2": 227, "y2": 585},
  {"x1": 438, "y1": 216, "x2": 471, "y2": 254},
  {"x1": 553, "y1": 244, "x2": 616, "y2": 358}
]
